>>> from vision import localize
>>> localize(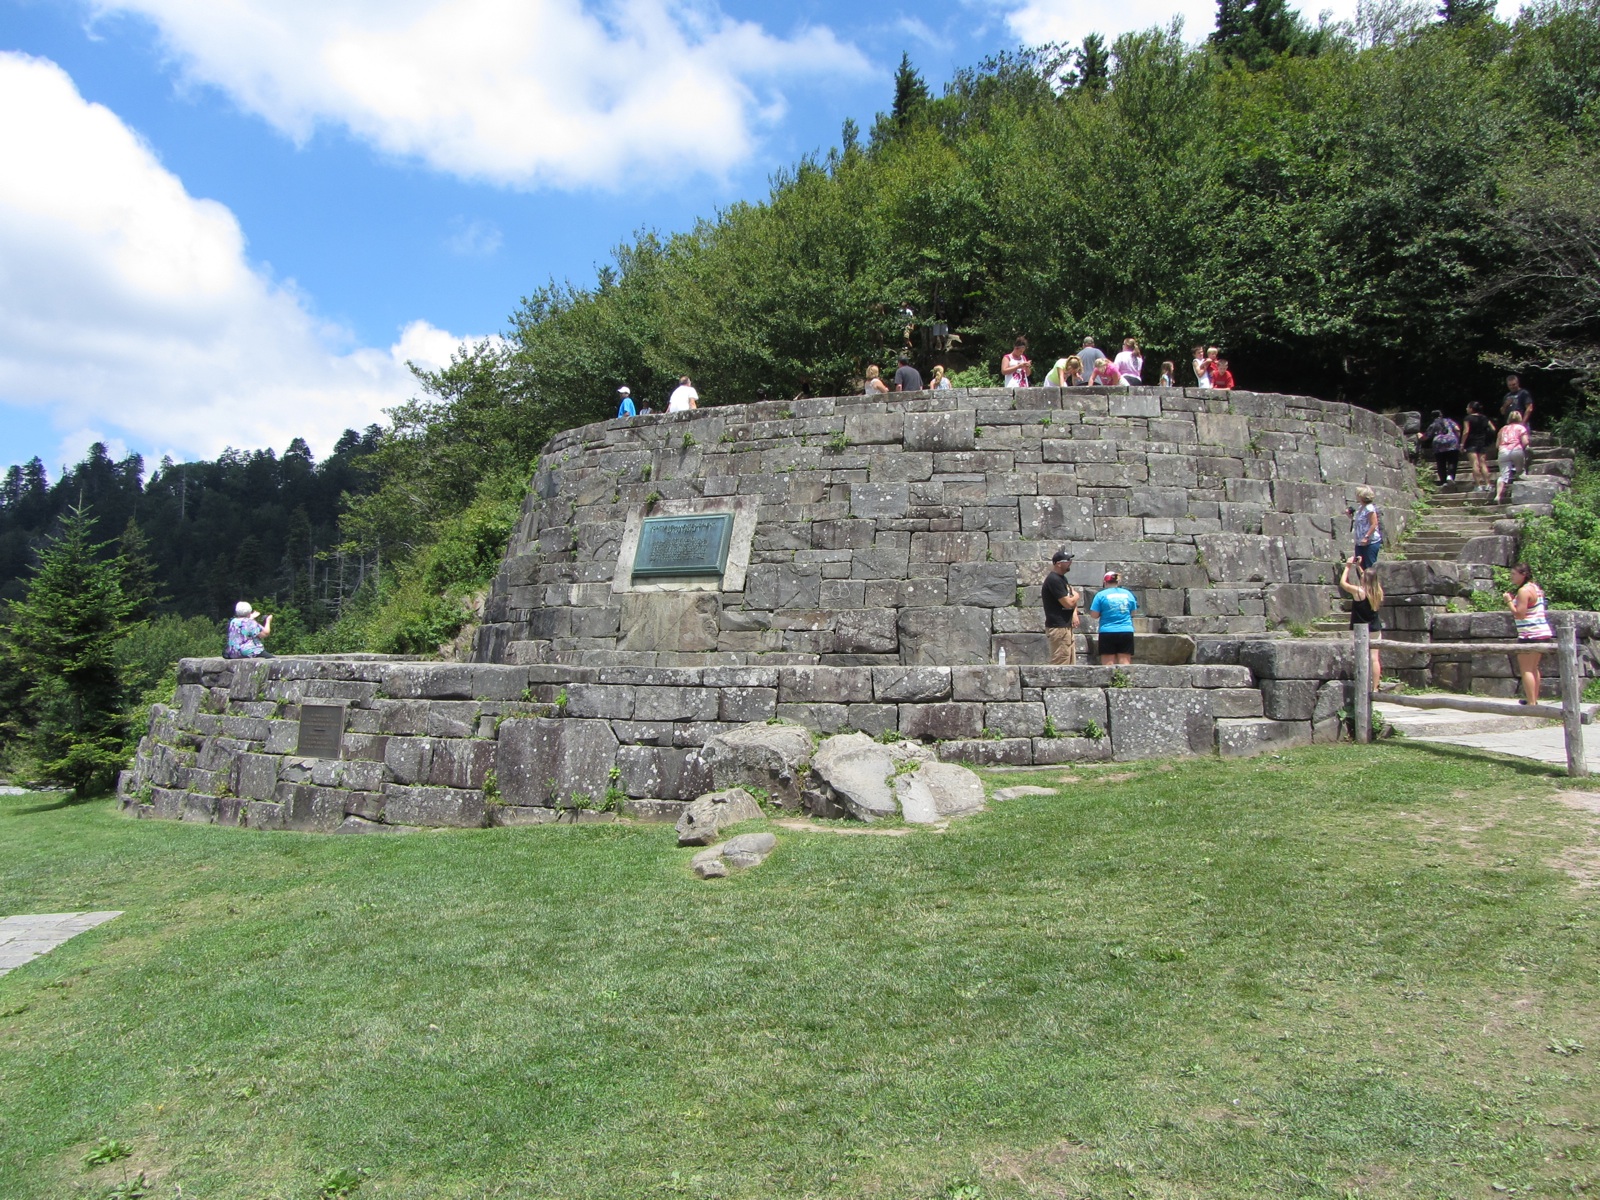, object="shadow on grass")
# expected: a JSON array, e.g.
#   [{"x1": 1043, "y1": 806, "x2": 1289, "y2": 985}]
[
  {"x1": 3, "y1": 790, "x2": 96, "y2": 816},
  {"x1": 1381, "y1": 736, "x2": 1574, "y2": 779}
]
